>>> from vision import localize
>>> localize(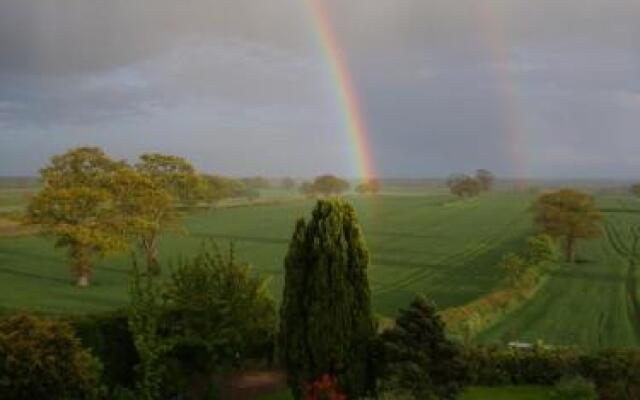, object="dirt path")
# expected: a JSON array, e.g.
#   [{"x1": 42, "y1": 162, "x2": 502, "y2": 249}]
[{"x1": 214, "y1": 369, "x2": 287, "y2": 400}]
